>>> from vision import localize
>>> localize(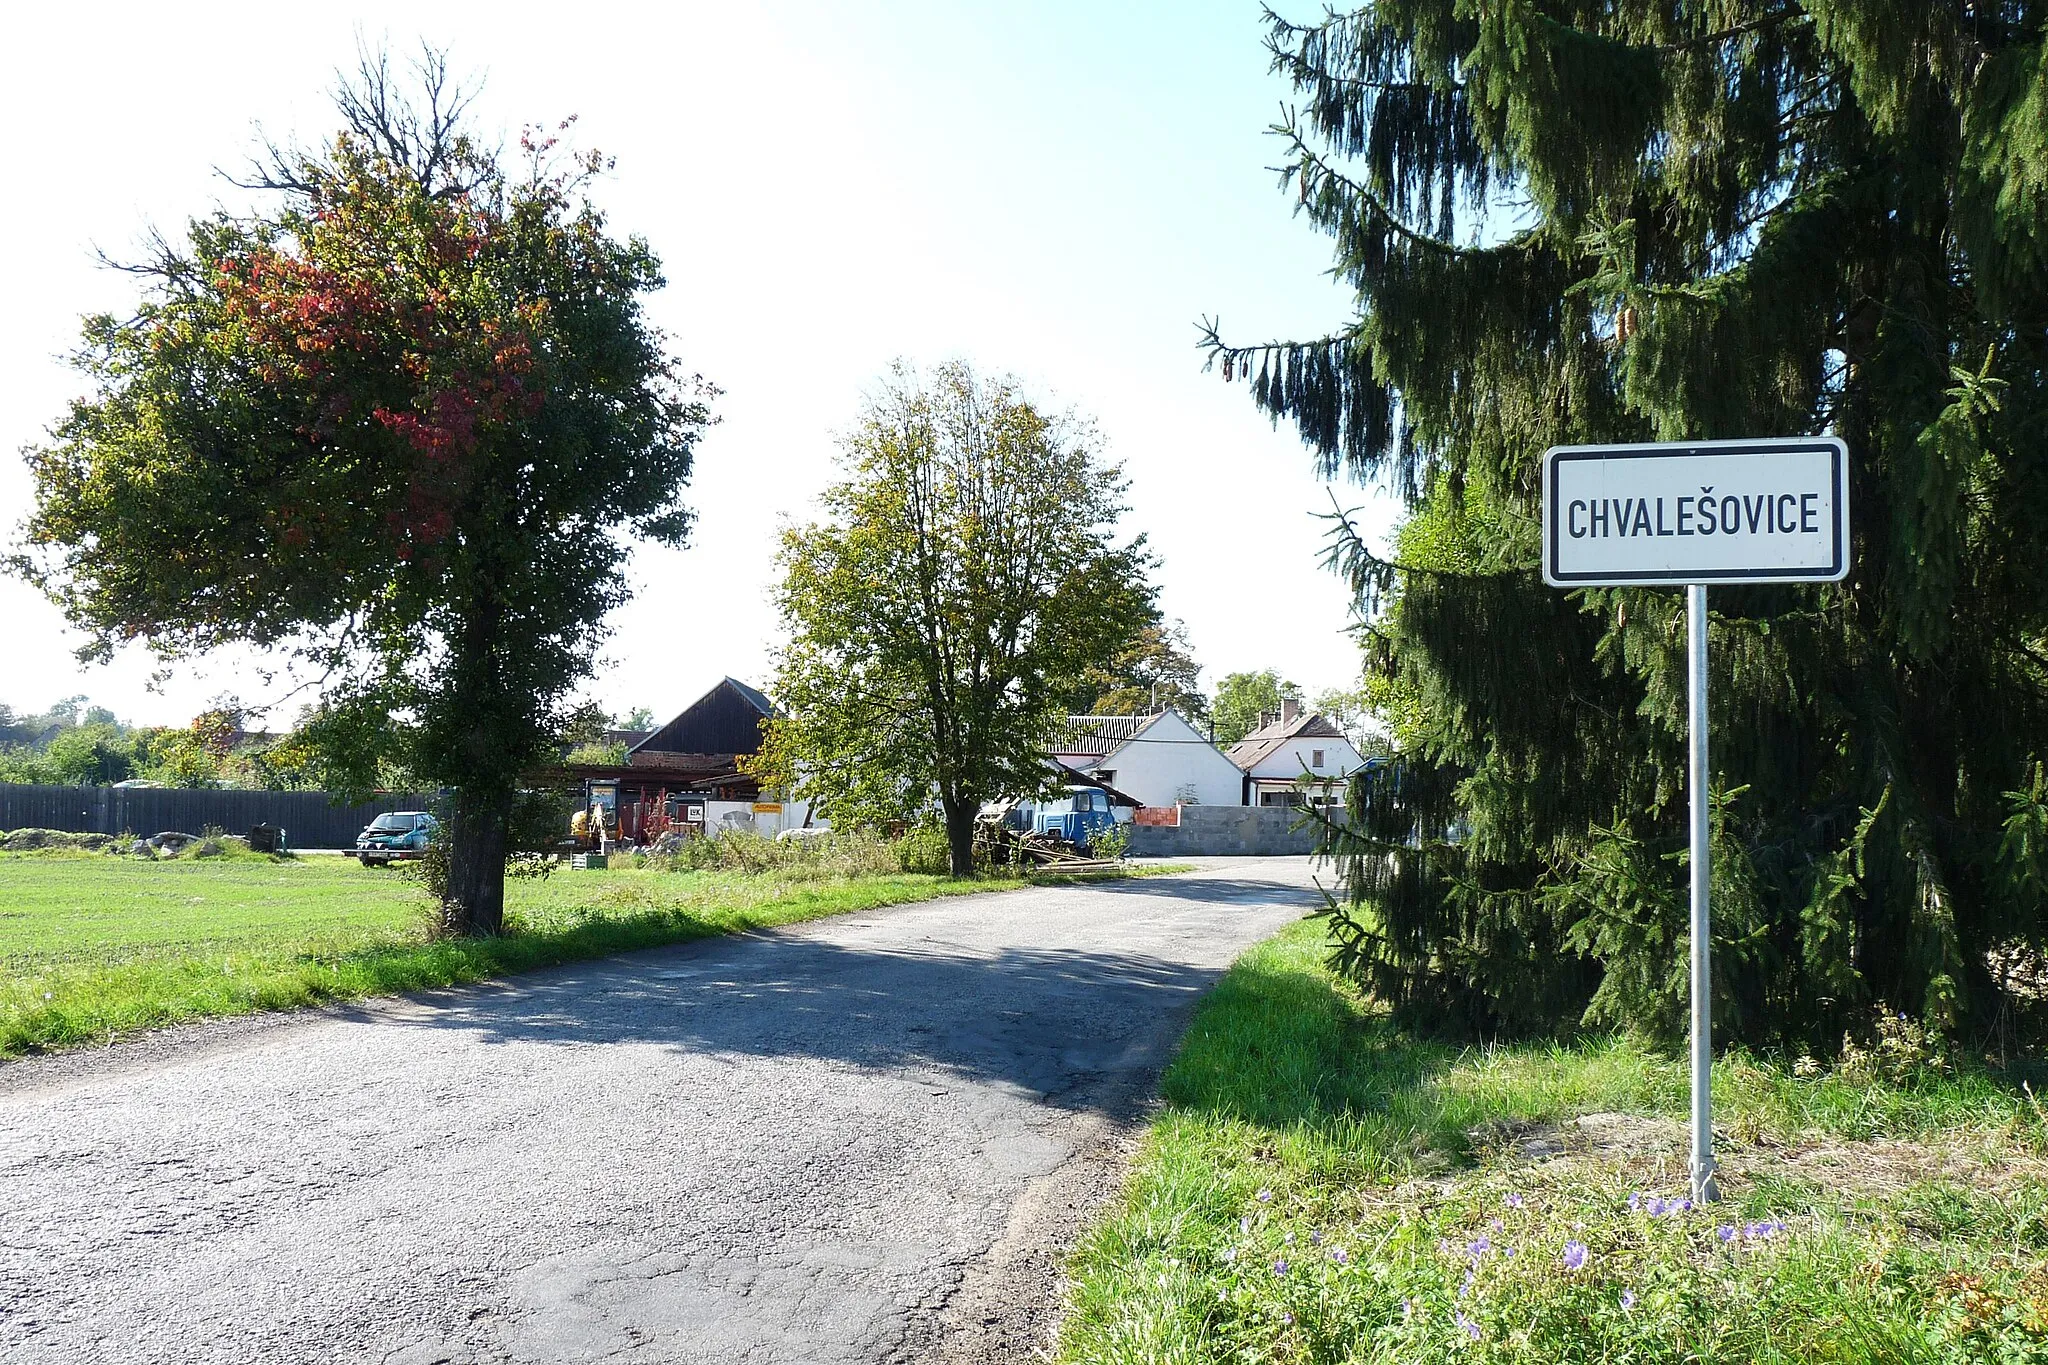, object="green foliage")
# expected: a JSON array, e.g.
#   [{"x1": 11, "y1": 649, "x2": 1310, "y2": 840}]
[
  {"x1": 763, "y1": 361, "x2": 1157, "y2": 875},
  {"x1": 1057, "y1": 919, "x2": 2048, "y2": 1365},
  {"x1": 40, "y1": 723, "x2": 137, "y2": 785},
  {"x1": 12, "y1": 52, "x2": 711, "y2": 931},
  {"x1": 1218, "y1": 4, "x2": 2048, "y2": 1048},
  {"x1": 635, "y1": 828, "x2": 905, "y2": 880},
  {"x1": 1054, "y1": 618, "x2": 1210, "y2": 722},
  {"x1": 562, "y1": 741, "x2": 627, "y2": 766},
  {"x1": 1212, "y1": 670, "x2": 1300, "y2": 746},
  {"x1": 891, "y1": 823, "x2": 953, "y2": 876},
  {"x1": 1090, "y1": 819, "x2": 1133, "y2": 861}
]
